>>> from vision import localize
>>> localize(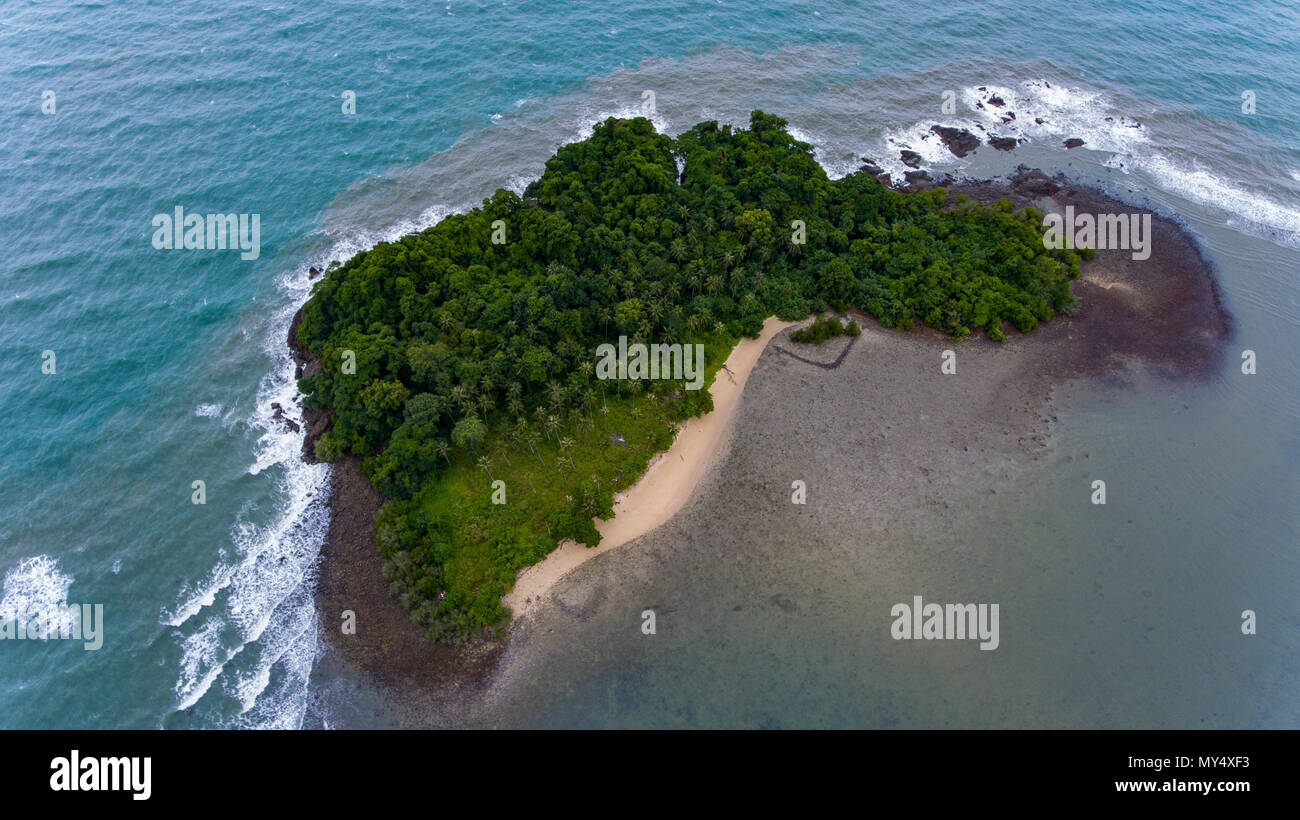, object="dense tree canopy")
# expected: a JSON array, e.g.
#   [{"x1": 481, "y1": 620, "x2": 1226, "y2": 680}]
[{"x1": 295, "y1": 112, "x2": 1082, "y2": 642}]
